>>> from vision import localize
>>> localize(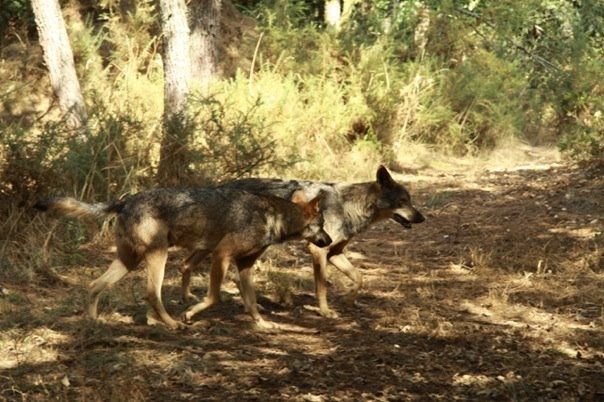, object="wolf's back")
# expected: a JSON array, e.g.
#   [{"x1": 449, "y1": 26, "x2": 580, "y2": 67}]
[
  {"x1": 223, "y1": 178, "x2": 334, "y2": 200},
  {"x1": 34, "y1": 197, "x2": 122, "y2": 219}
]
